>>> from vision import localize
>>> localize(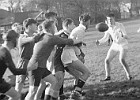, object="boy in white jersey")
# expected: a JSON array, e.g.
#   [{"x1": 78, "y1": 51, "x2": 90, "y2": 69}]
[
  {"x1": 96, "y1": 13, "x2": 132, "y2": 81},
  {"x1": 61, "y1": 14, "x2": 91, "y2": 99}
]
